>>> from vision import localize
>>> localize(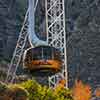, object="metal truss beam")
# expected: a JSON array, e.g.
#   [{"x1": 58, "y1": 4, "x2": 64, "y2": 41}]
[
  {"x1": 45, "y1": 0, "x2": 68, "y2": 88},
  {"x1": 5, "y1": 11, "x2": 28, "y2": 83}
]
